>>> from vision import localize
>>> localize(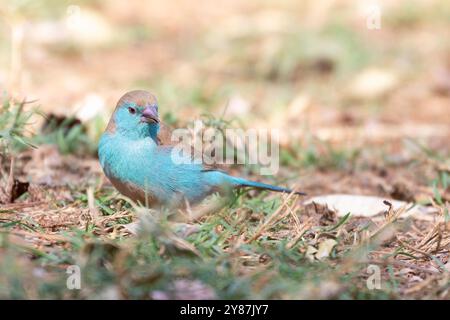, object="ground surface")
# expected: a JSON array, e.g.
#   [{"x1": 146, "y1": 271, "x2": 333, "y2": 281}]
[{"x1": 0, "y1": 0, "x2": 449, "y2": 299}]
